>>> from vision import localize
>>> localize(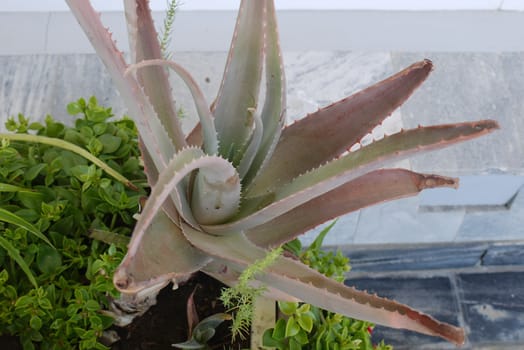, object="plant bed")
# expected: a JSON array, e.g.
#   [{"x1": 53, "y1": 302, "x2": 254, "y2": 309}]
[
  {"x1": 112, "y1": 272, "x2": 250, "y2": 350},
  {"x1": 0, "y1": 98, "x2": 147, "y2": 350}
]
